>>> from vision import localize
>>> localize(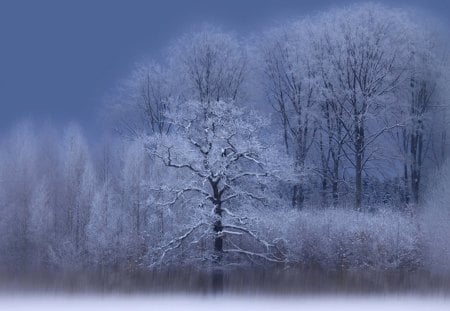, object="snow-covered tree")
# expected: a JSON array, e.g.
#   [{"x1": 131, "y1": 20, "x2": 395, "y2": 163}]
[
  {"x1": 259, "y1": 20, "x2": 319, "y2": 208},
  {"x1": 54, "y1": 125, "x2": 96, "y2": 269},
  {"x1": 313, "y1": 4, "x2": 414, "y2": 209},
  {"x1": 168, "y1": 25, "x2": 247, "y2": 104},
  {"x1": 146, "y1": 99, "x2": 291, "y2": 286},
  {"x1": 110, "y1": 62, "x2": 172, "y2": 137},
  {"x1": 399, "y1": 26, "x2": 447, "y2": 205},
  {"x1": 0, "y1": 122, "x2": 40, "y2": 268}
]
